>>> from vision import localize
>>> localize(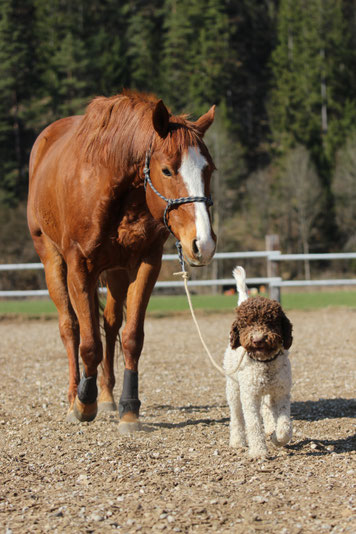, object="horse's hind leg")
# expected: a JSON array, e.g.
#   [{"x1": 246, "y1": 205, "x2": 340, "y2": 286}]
[
  {"x1": 65, "y1": 249, "x2": 103, "y2": 422},
  {"x1": 98, "y1": 269, "x2": 129, "y2": 412},
  {"x1": 31, "y1": 235, "x2": 80, "y2": 412}
]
